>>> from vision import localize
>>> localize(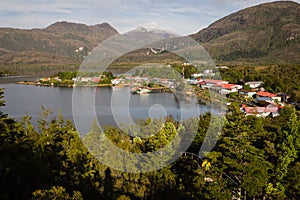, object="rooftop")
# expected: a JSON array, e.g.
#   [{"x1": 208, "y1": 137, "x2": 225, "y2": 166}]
[{"x1": 256, "y1": 91, "x2": 277, "y2": 98}]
